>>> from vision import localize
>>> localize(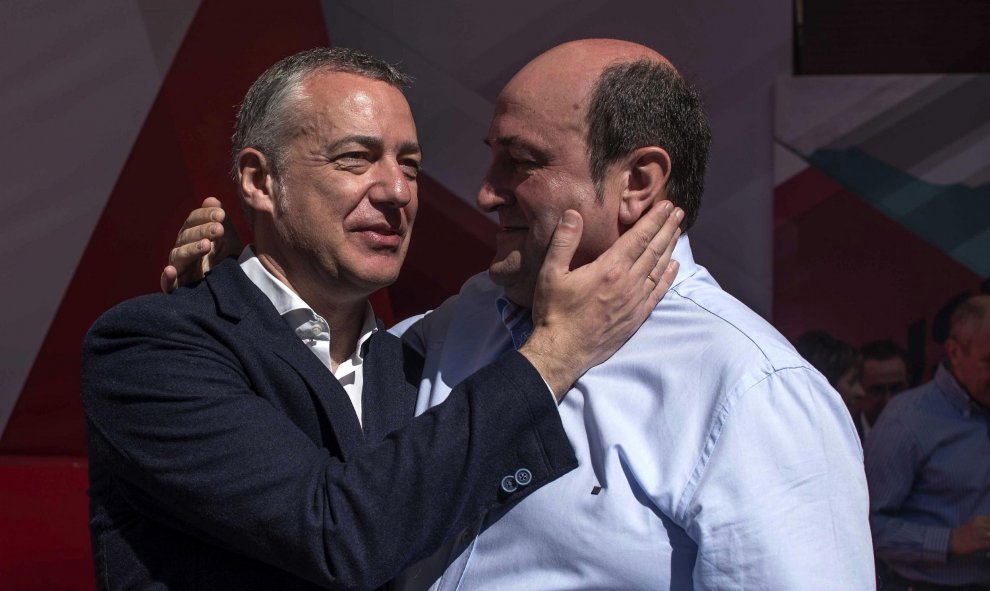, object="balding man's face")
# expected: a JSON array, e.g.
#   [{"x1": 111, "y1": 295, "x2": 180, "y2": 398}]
[{"x1": 476, "y1": 75, "x2": 620, "y2": 307}]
